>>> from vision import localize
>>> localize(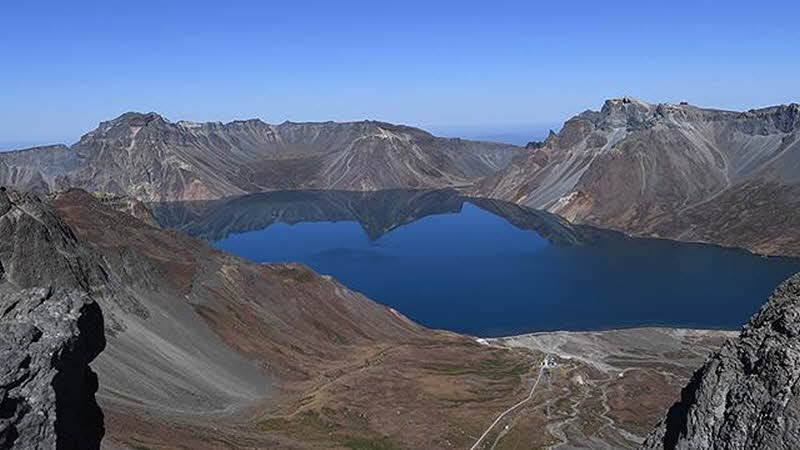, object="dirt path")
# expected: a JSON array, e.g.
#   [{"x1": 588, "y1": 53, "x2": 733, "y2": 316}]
[{"x1": 469, "y1": 356, "x2": 546, "y2": 450}]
